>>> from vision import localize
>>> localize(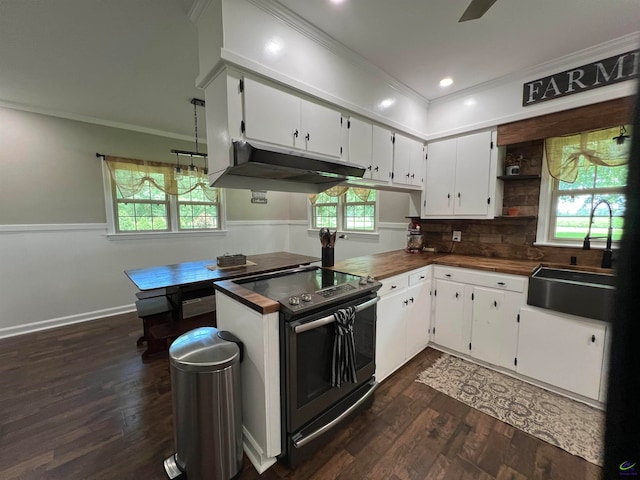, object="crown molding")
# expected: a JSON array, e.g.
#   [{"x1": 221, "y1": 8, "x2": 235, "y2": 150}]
[
  {"x1": 187, "y1": 0, "x2": 211, "y2": 23},
  {"x1": 0, "y1": 100, "x2": 202, "y2": 142},
  {"x1": 246, "y1": 0, "x2": 429, "y2": 108}
]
